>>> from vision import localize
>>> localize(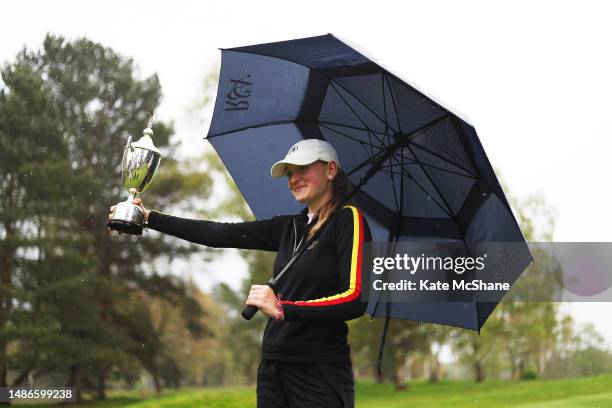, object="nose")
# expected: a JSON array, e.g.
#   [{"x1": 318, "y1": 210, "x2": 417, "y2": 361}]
[
  {"x1": 288, "y1": 173, "x2": 297, "y2": 186},
  {"x1": 287, "y1": 171, "x2": 301, "y2": 187}
]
